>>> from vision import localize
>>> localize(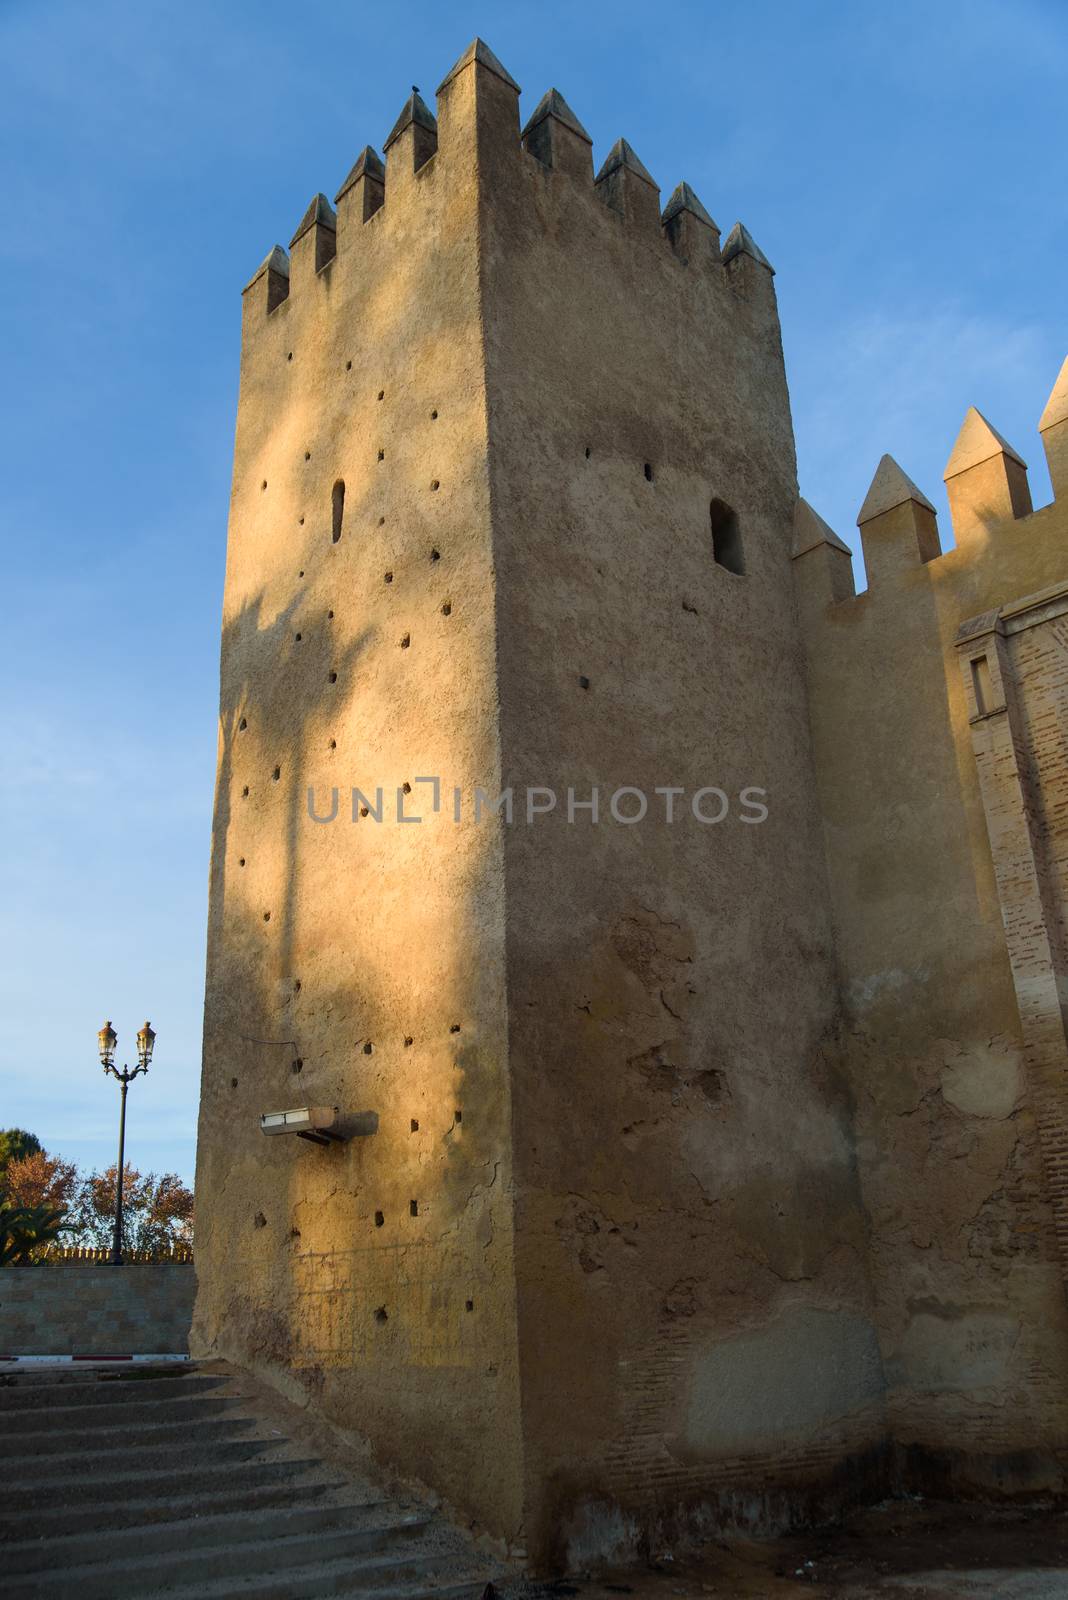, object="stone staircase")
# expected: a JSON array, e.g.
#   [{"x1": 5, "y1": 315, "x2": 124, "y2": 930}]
[{"x1": 0, "y1": 1362, "x2": 504, "y2": 1598}]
